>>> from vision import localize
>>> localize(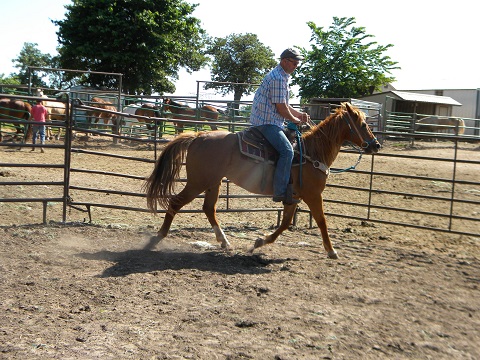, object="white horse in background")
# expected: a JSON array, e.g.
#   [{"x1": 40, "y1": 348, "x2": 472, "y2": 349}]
[
  {"x1": 34, "y1": 89, "x2": 67, "y2": 140},
  {"x1": 415, "y1": 116, "x2": 465, "y2": 137},
  {"x1": 121, "y1": 103, "x2": 141, "y2": 129}
]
